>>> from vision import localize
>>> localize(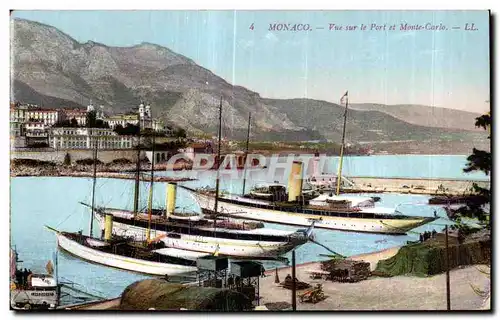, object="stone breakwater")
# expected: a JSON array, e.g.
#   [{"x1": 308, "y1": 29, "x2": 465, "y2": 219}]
[
  {"x1": 345, "y1": 176, "x2": 490, "y2": 196},
  {"x1": 10, "y1": 162, "x2": 195, "y2": 183}
]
